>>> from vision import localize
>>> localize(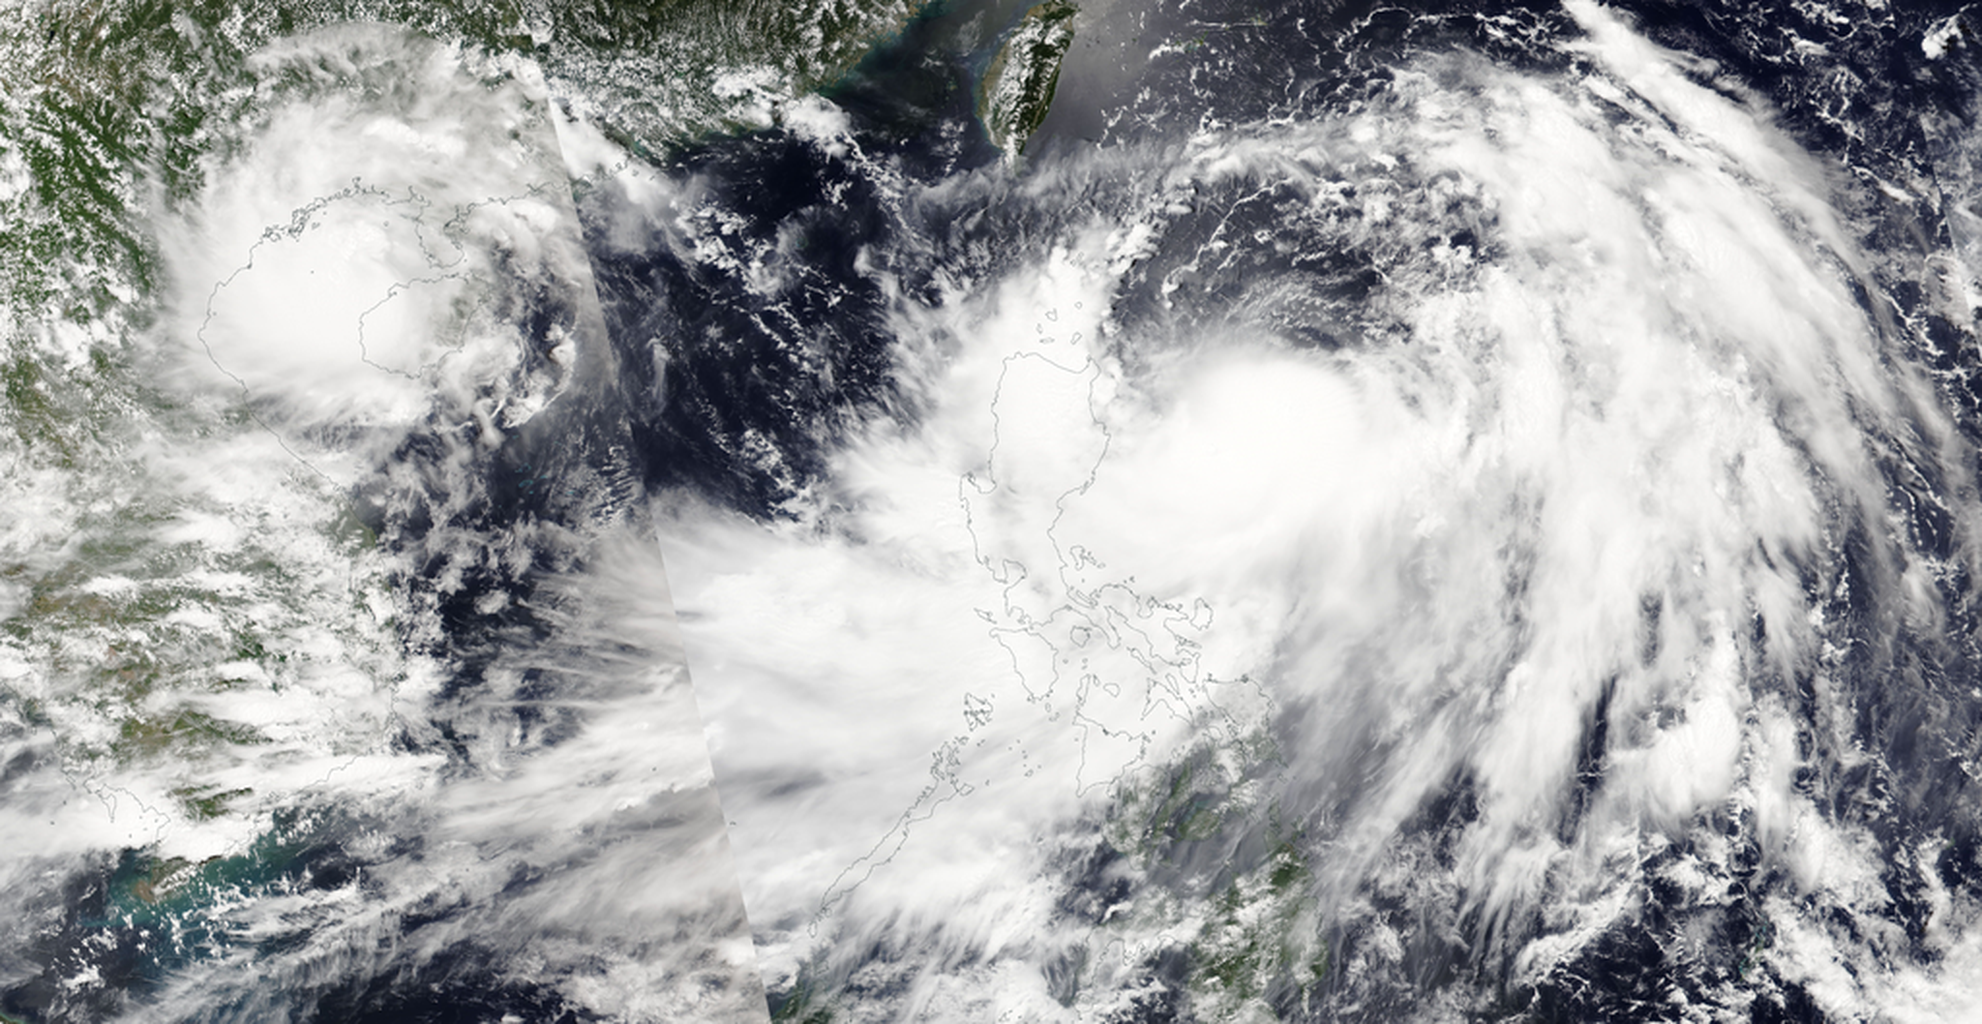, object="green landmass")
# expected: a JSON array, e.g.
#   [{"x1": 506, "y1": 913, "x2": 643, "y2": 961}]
[
  {"x1": 976, "y1": 0, "x2": 1076, "y2": 163},
  {"x1": 103, "y1": 812, "x2": 323, "y2": 926},
  {"x1": 1097, "y1": 725, "x2": 1338, "y2": 1020},
  {"x1": 1189, "y1": 822, "x2": 1329, "y2": 1017},
  {"x1": 0, "y1": 0, "x2": 924, "y2": 820},
  {"x1": 769, "y1": 978, "x2": 835, "y2": 1024}
]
